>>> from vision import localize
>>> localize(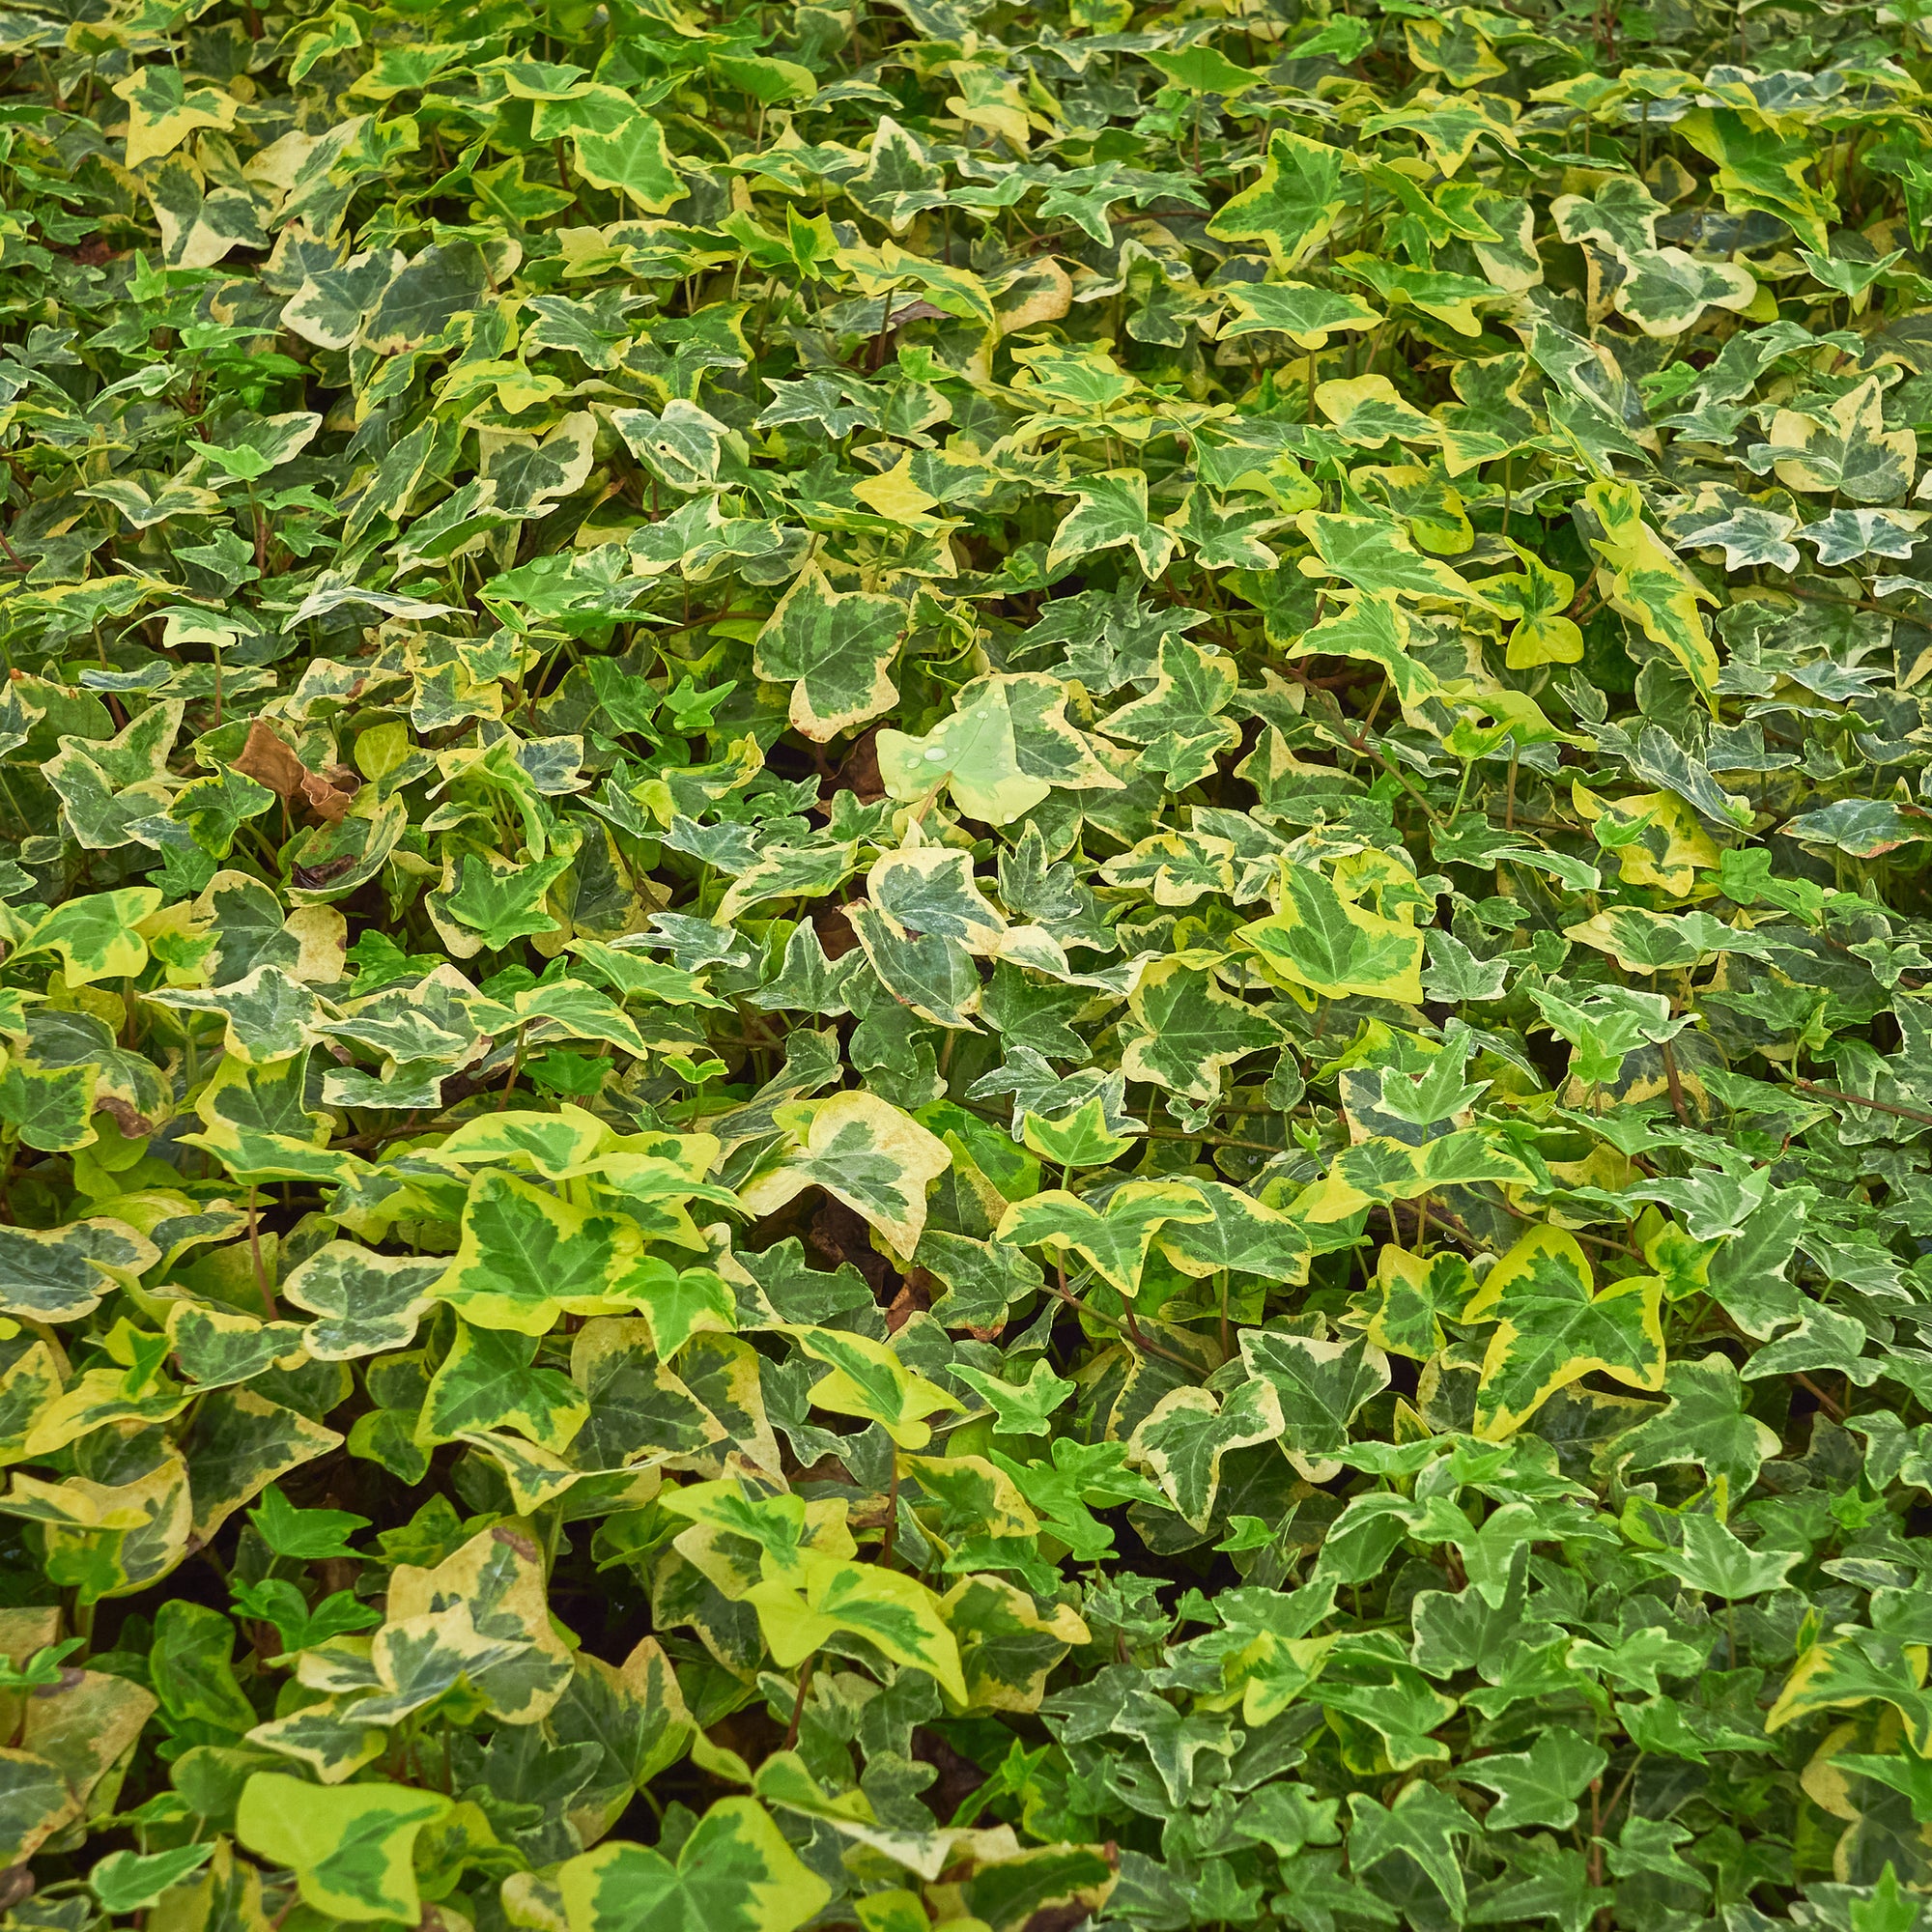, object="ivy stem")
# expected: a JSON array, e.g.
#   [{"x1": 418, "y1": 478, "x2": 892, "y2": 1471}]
[
  {"x1": 783, "y1": 1655, "x2": 816, "y2": 1750},
  {"x1": 245, "y1": 1186, "x2": 276, "y2": 1320}
]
